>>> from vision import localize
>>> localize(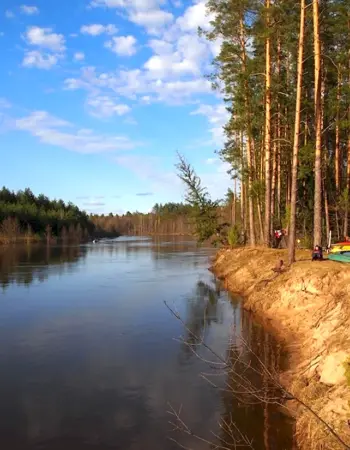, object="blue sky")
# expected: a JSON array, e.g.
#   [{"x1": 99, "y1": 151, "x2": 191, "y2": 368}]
[{"x1": 0, "y1": 0, "x2": 231, "y2": 214}]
